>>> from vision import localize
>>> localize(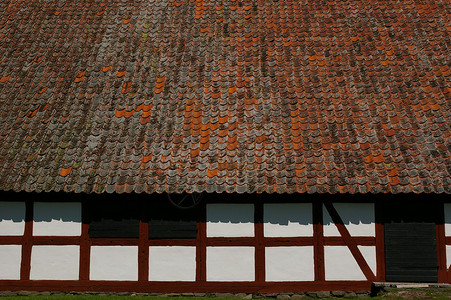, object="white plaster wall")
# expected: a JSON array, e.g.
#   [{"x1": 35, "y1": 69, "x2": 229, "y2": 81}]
[
  {"x1": 0, "y1": 202, "x2": 25, "y2": 236},
  {"x1": 446, "y1": 245, "x2": 451, "y2": 269},
  {"x1": 323, "y1": 203, "x2": 375, "y2": 237},
  {"x1": 264, "y1": 203, "x2": 313, "y2": 237},
  {"x1": 265, "y1": 246, "x2": 314, "y2": 281},
  {"x1": 0, "y1": 245, "x2": 22, "y2": 280},
  {"x1": 90, "y1": 246, "x2": 138, "y2": 281},
  {"x1": 207, "y1": 204, "x2": 254, "y2": 237},
  {"x1": 33, "y1": 202, "x2": 81, "y2": 236},
  {"x1": 324, "y1": 246, "x2": 367, "y2": 281},
  {"x1": 30, "y1": 245, "x2": 79, "y2": 280},
  {"x1": 444, "y1": 204, "x2": 451, "y2": 236},
  {"x1": 358, "y1": 246, "x2": 377, "y2": 275},
  {"x1": 149, "y1": 246, "x2": 196, "y2": 281},
  {"x1": 207, "y1": 246, "x2": 254, "y2": 281}
]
